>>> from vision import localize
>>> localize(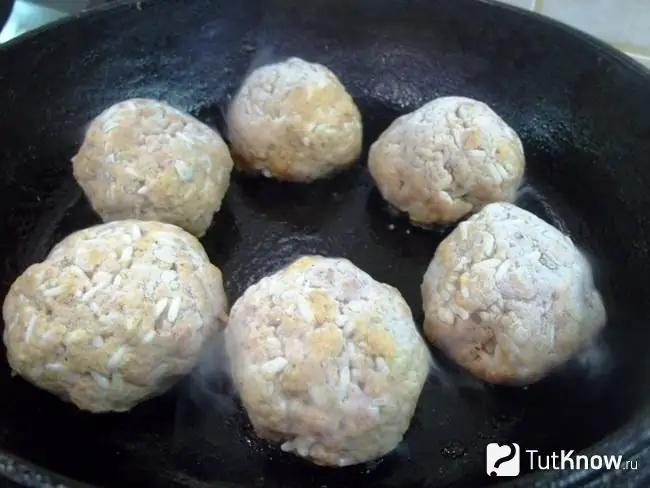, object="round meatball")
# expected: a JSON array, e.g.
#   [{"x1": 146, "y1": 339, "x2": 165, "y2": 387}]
[
  {"x1": 368, "y1": 96, "x2": 525, "y2": 225},
  {"x1": 421, "y1": 202, "x2": 606, "y2": 385},
  {"x1": 226, "y1": 57, "x2": 363, "y2": 182},
  {"x1": 2, "y1": 220, "x2": 228, "y2": 413},
  {"x1": 72, "y1": 98, "x2": 234, "y2": 237},
  {"x1": 225, "y1": 255, "x2": 430, "y2": 467}
]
